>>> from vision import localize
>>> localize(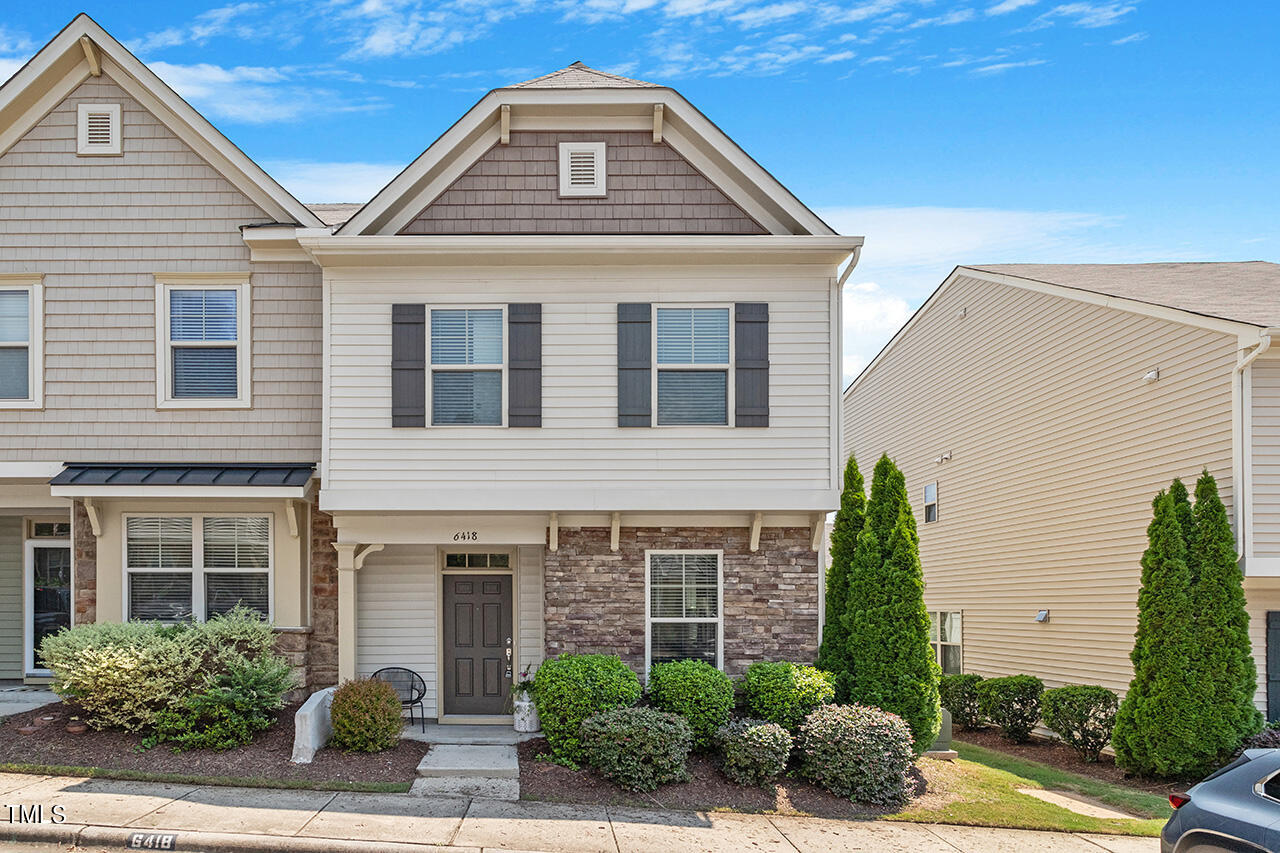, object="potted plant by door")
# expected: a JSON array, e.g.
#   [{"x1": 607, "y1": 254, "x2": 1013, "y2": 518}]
[{"x1": 511, "y1": 668, "x2": 540, "y2": 733}]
